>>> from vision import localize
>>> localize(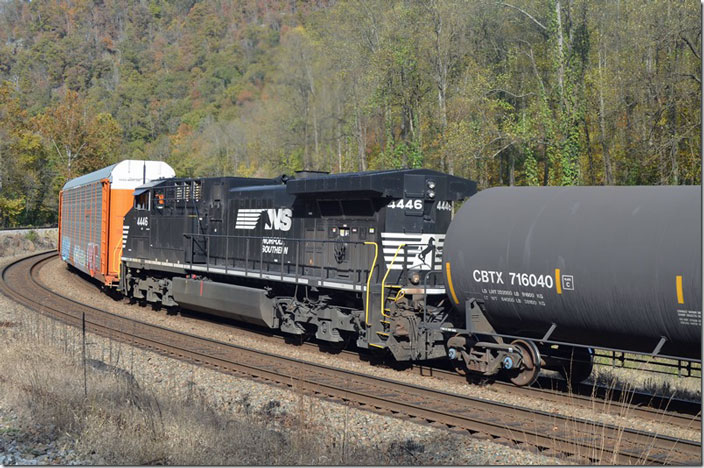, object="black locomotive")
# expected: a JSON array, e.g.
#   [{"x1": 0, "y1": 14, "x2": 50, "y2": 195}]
[{"x1": 120, "y1": 169, "x2": 476, "y2": 363}]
